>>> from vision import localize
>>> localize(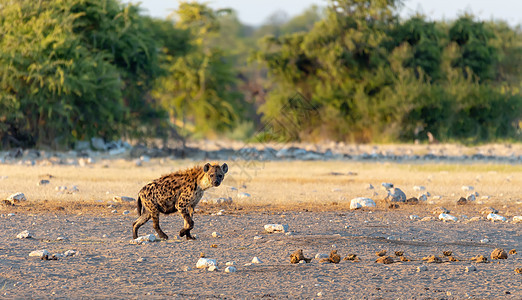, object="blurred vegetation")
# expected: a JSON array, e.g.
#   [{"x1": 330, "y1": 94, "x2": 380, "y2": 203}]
[{"x1": 0, "y1": 0, "x2": 520, "y2": 148}]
